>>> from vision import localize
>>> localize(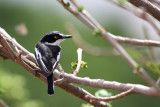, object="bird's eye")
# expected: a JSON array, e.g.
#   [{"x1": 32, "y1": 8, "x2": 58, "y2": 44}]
[{"x1": 54, "y1": 35, "x2": 58, "y2": 39}]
